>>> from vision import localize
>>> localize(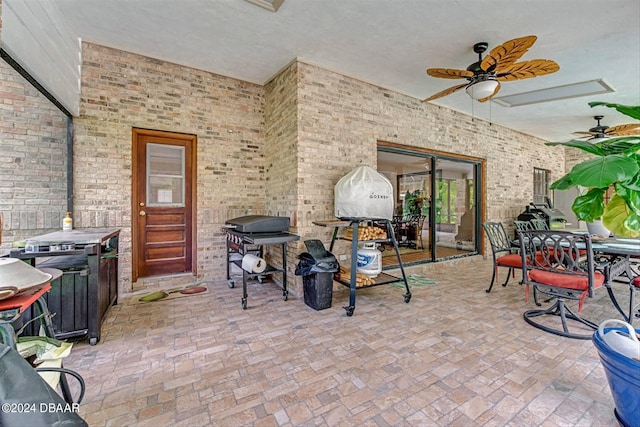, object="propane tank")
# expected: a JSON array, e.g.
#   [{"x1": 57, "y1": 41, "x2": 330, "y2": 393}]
[{"x1": 356, "y1": 242, "x2": 382, "y2": 278}]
